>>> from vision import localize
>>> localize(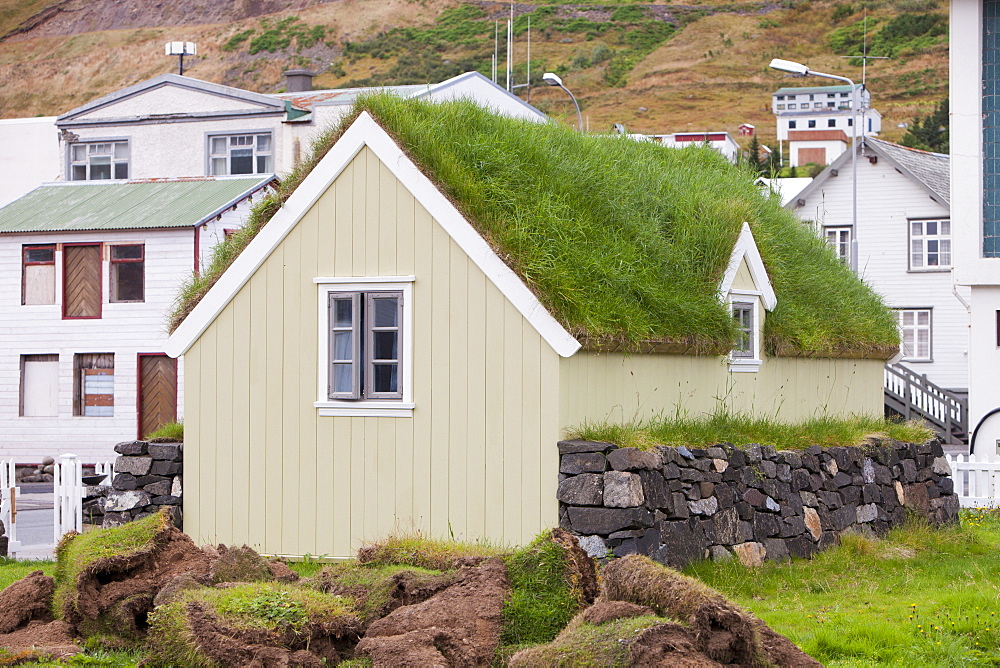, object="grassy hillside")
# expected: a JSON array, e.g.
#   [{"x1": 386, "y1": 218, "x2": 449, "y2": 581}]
[{"x1": 0, "y1": 0, "x2": 948, "y2": 149}]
